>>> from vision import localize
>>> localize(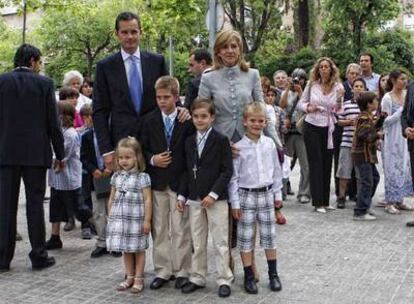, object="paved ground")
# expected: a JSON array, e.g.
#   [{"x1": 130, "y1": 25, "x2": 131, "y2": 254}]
[{"x1": 1, "y1": 160, "x2": 414, "y2": 304}]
